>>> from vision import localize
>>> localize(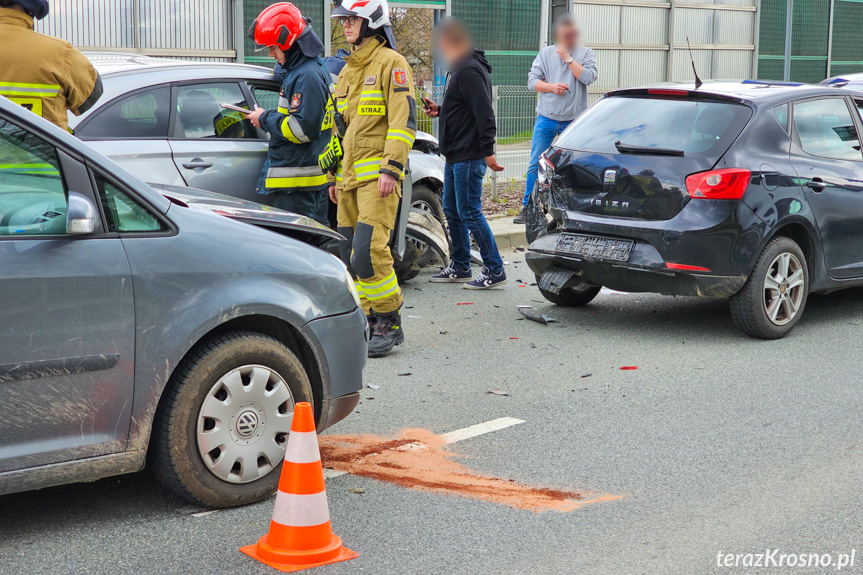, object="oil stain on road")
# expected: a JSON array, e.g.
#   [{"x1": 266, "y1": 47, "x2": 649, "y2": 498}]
[{"x1": 319, "y1": 429, "x2": 621, "y2": 512}]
